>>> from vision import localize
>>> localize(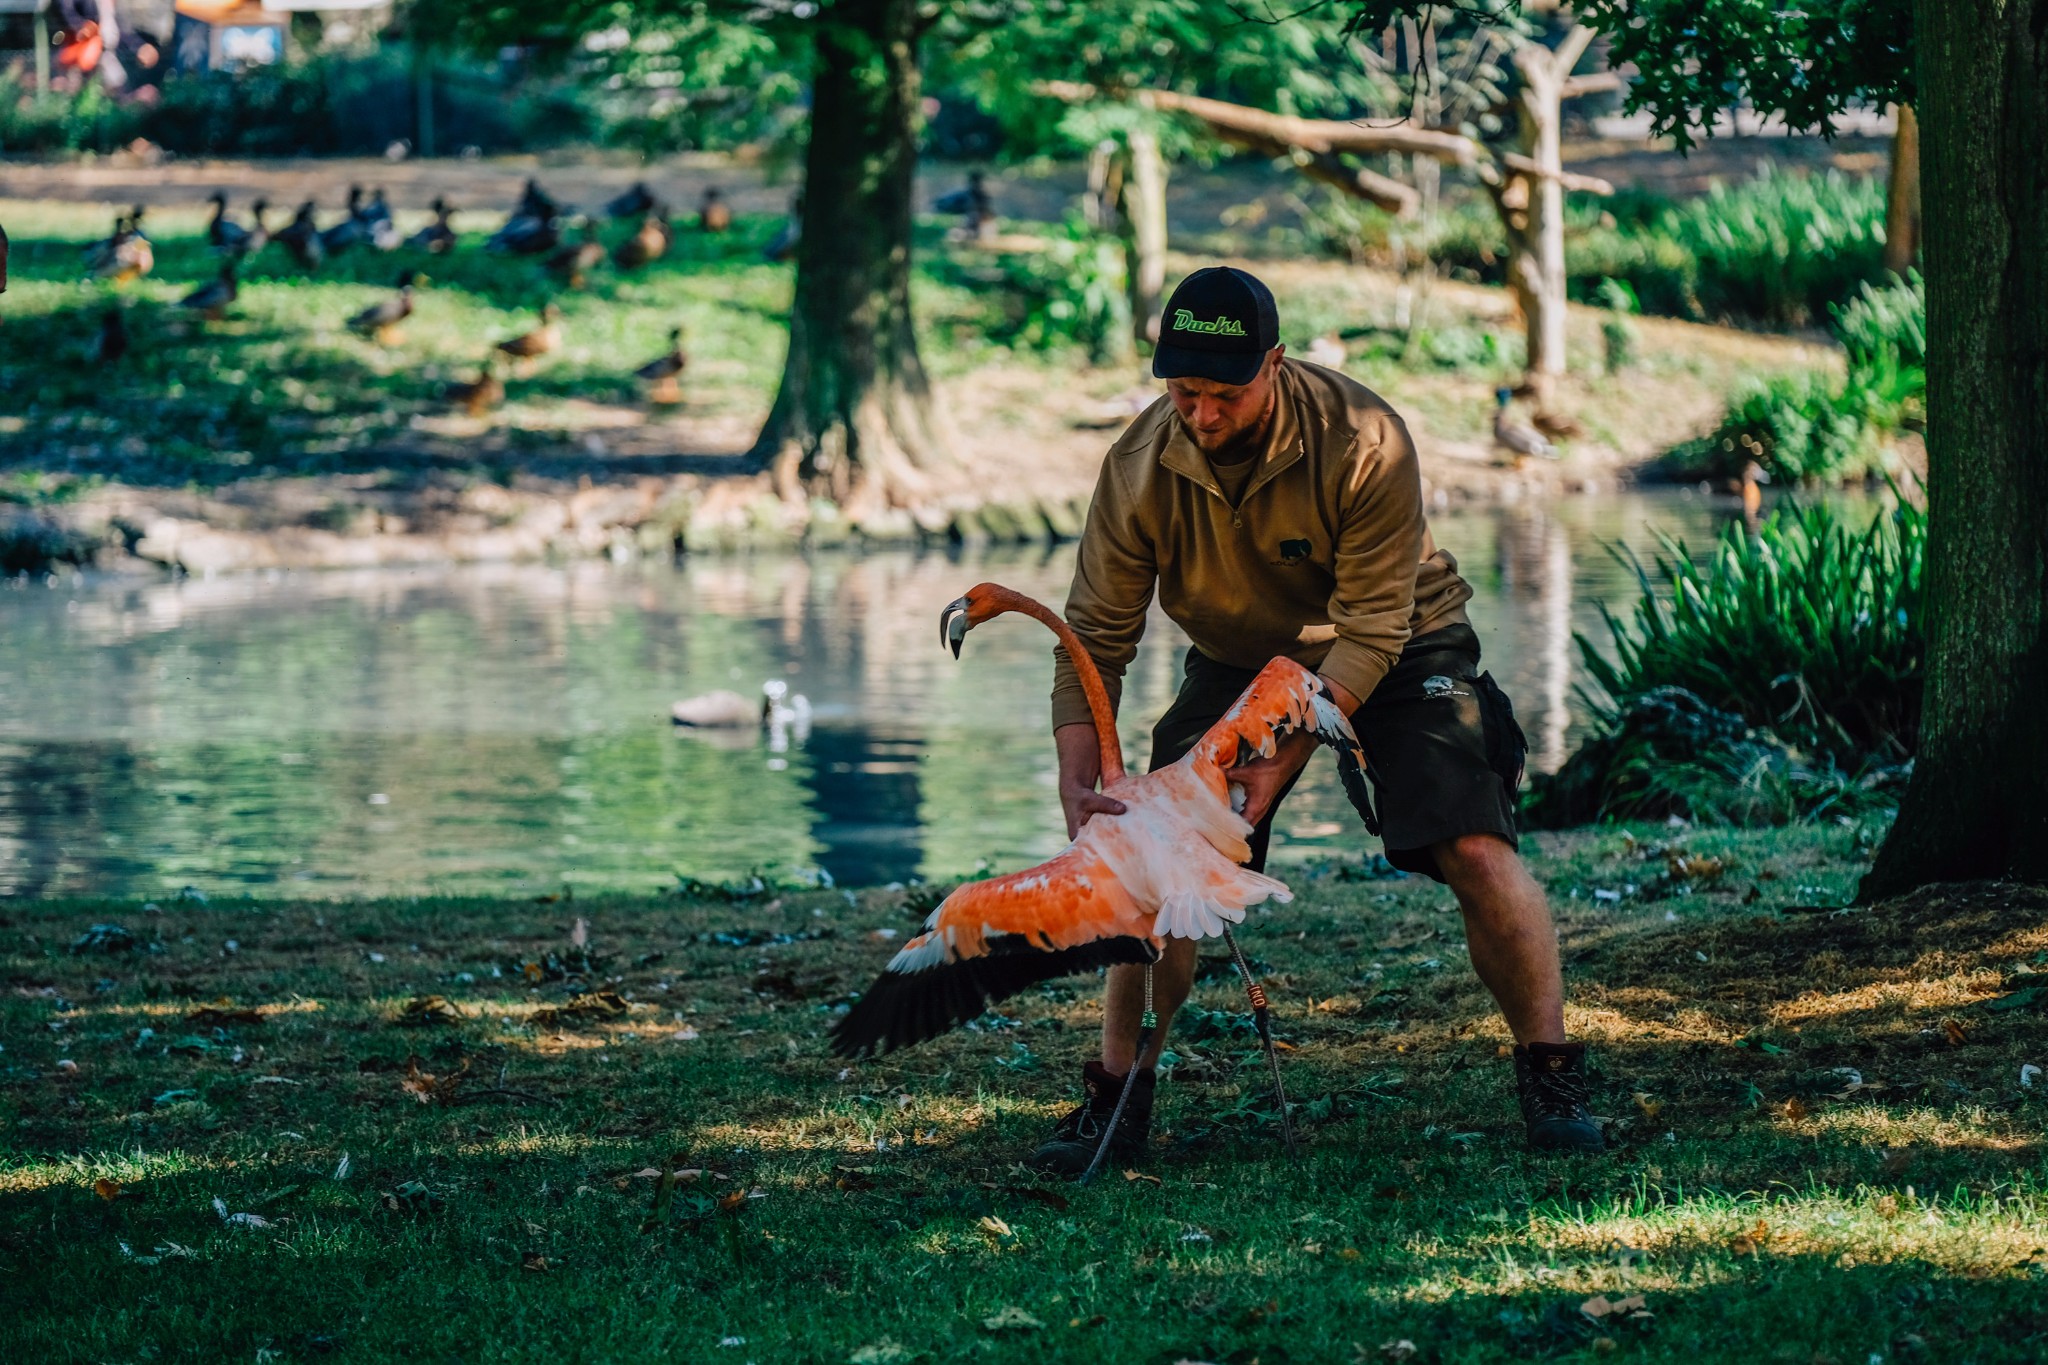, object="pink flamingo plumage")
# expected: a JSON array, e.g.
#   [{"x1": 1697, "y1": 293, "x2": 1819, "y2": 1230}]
[{"x1": 829, "y1": 582, "x2": 1374, "y2": 1059}]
